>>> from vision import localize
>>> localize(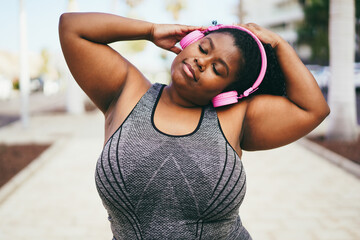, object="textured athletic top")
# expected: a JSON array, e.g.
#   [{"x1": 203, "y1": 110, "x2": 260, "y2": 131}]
[{"x1": 95, "y1": 83, "x2": 251, "y2": 240}]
